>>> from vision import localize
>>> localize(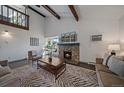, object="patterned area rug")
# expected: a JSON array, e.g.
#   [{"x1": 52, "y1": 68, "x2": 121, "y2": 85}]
[{"x1": 4, "y1": 64, "x2": 98, "y2": 87}]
